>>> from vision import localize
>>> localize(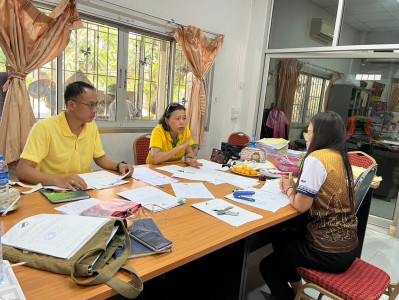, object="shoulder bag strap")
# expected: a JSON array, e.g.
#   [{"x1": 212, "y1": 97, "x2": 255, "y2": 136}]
[{"x1": 71, "y1": 220, "x2": 143, "y2": 298}]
